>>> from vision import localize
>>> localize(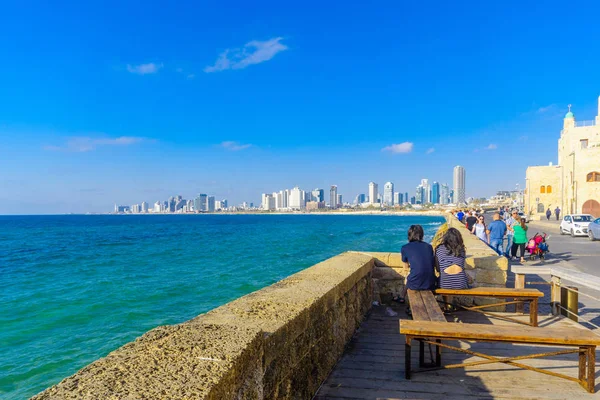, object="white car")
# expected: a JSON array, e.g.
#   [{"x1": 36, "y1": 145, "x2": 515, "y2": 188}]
[
  {"x1": 560, "y1": 214, "x2": 594, "y2": 237},
  {"x1": 517, "y1": 212, "x2": 529, "y2": 223}
]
